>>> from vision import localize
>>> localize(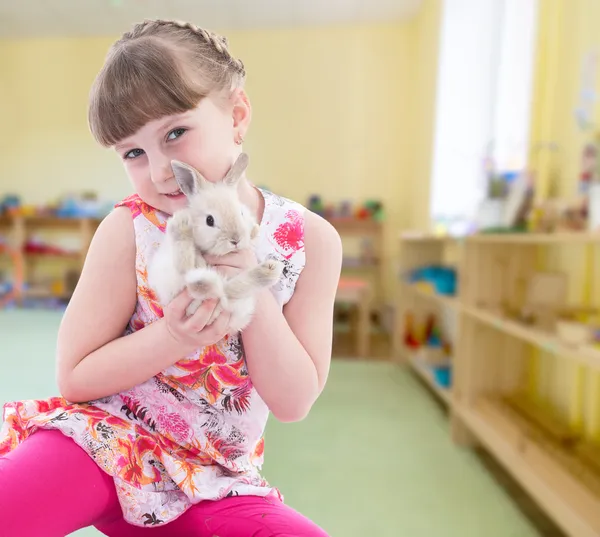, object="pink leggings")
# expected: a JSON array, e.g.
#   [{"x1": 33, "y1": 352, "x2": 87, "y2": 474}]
[{"x1": 0, "y1": 430, "x2": 329, "y2": 537}]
